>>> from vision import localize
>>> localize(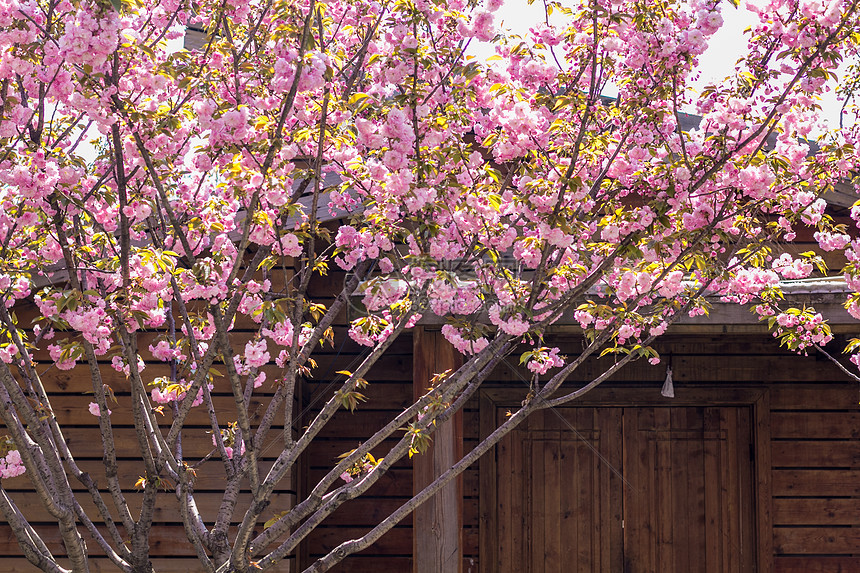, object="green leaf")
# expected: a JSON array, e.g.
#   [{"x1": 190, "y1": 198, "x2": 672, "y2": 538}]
[
  {"x1": 110, "y1": 0, "x2": 122, "y2": 11},
  {"x1": 347, "y1": 92, "x2": 371, "y2": 106},
  {"x1": 519, "y1": 351, "x2": 533, "y2": 365},
  {"x1": 264, "y1": 511, "x2": 289, "y2": 529},
  {"x1": 336, "y1": 390, "x2": 367, "y2": 412},
  {"x1": 481, "y1": 132, "x2": 498, "y2": 148}
]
